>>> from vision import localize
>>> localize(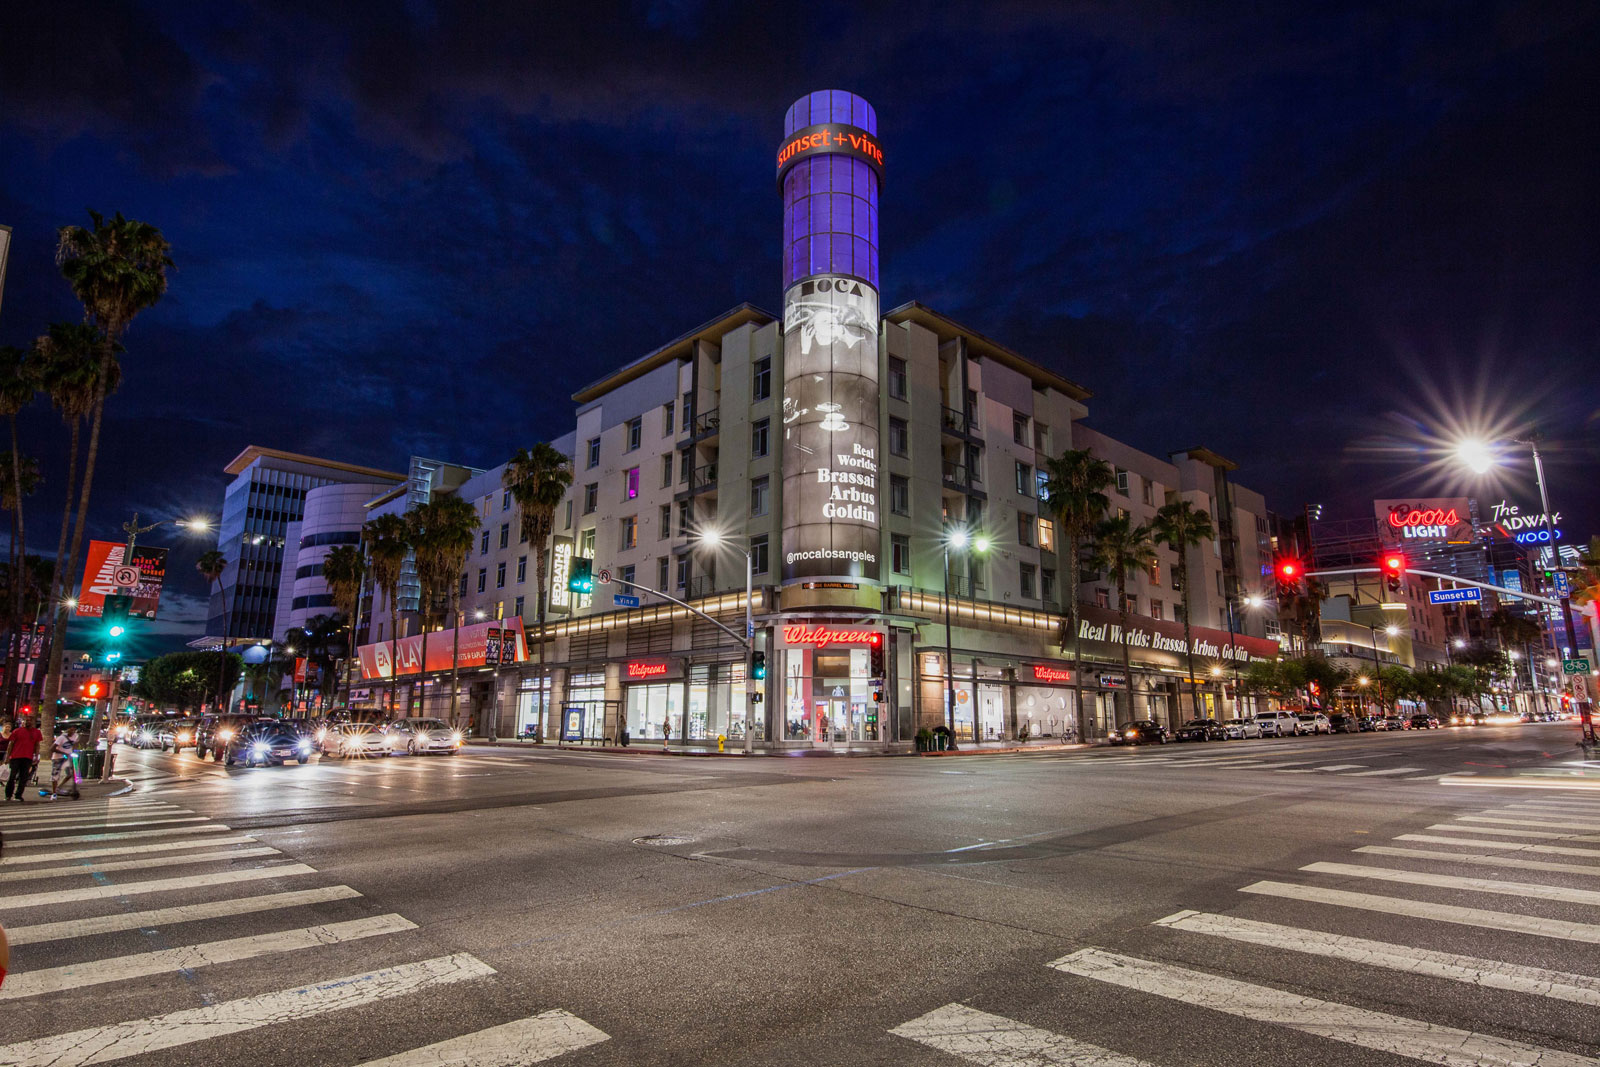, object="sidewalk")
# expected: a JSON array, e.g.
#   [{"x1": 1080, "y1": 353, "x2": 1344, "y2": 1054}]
[
  {"x1": 14, "y1": 775, "x2": 134, "y2": 802},
  {"x1": 462, "y1": 738, "x2": 1092, "y2": 757}
]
